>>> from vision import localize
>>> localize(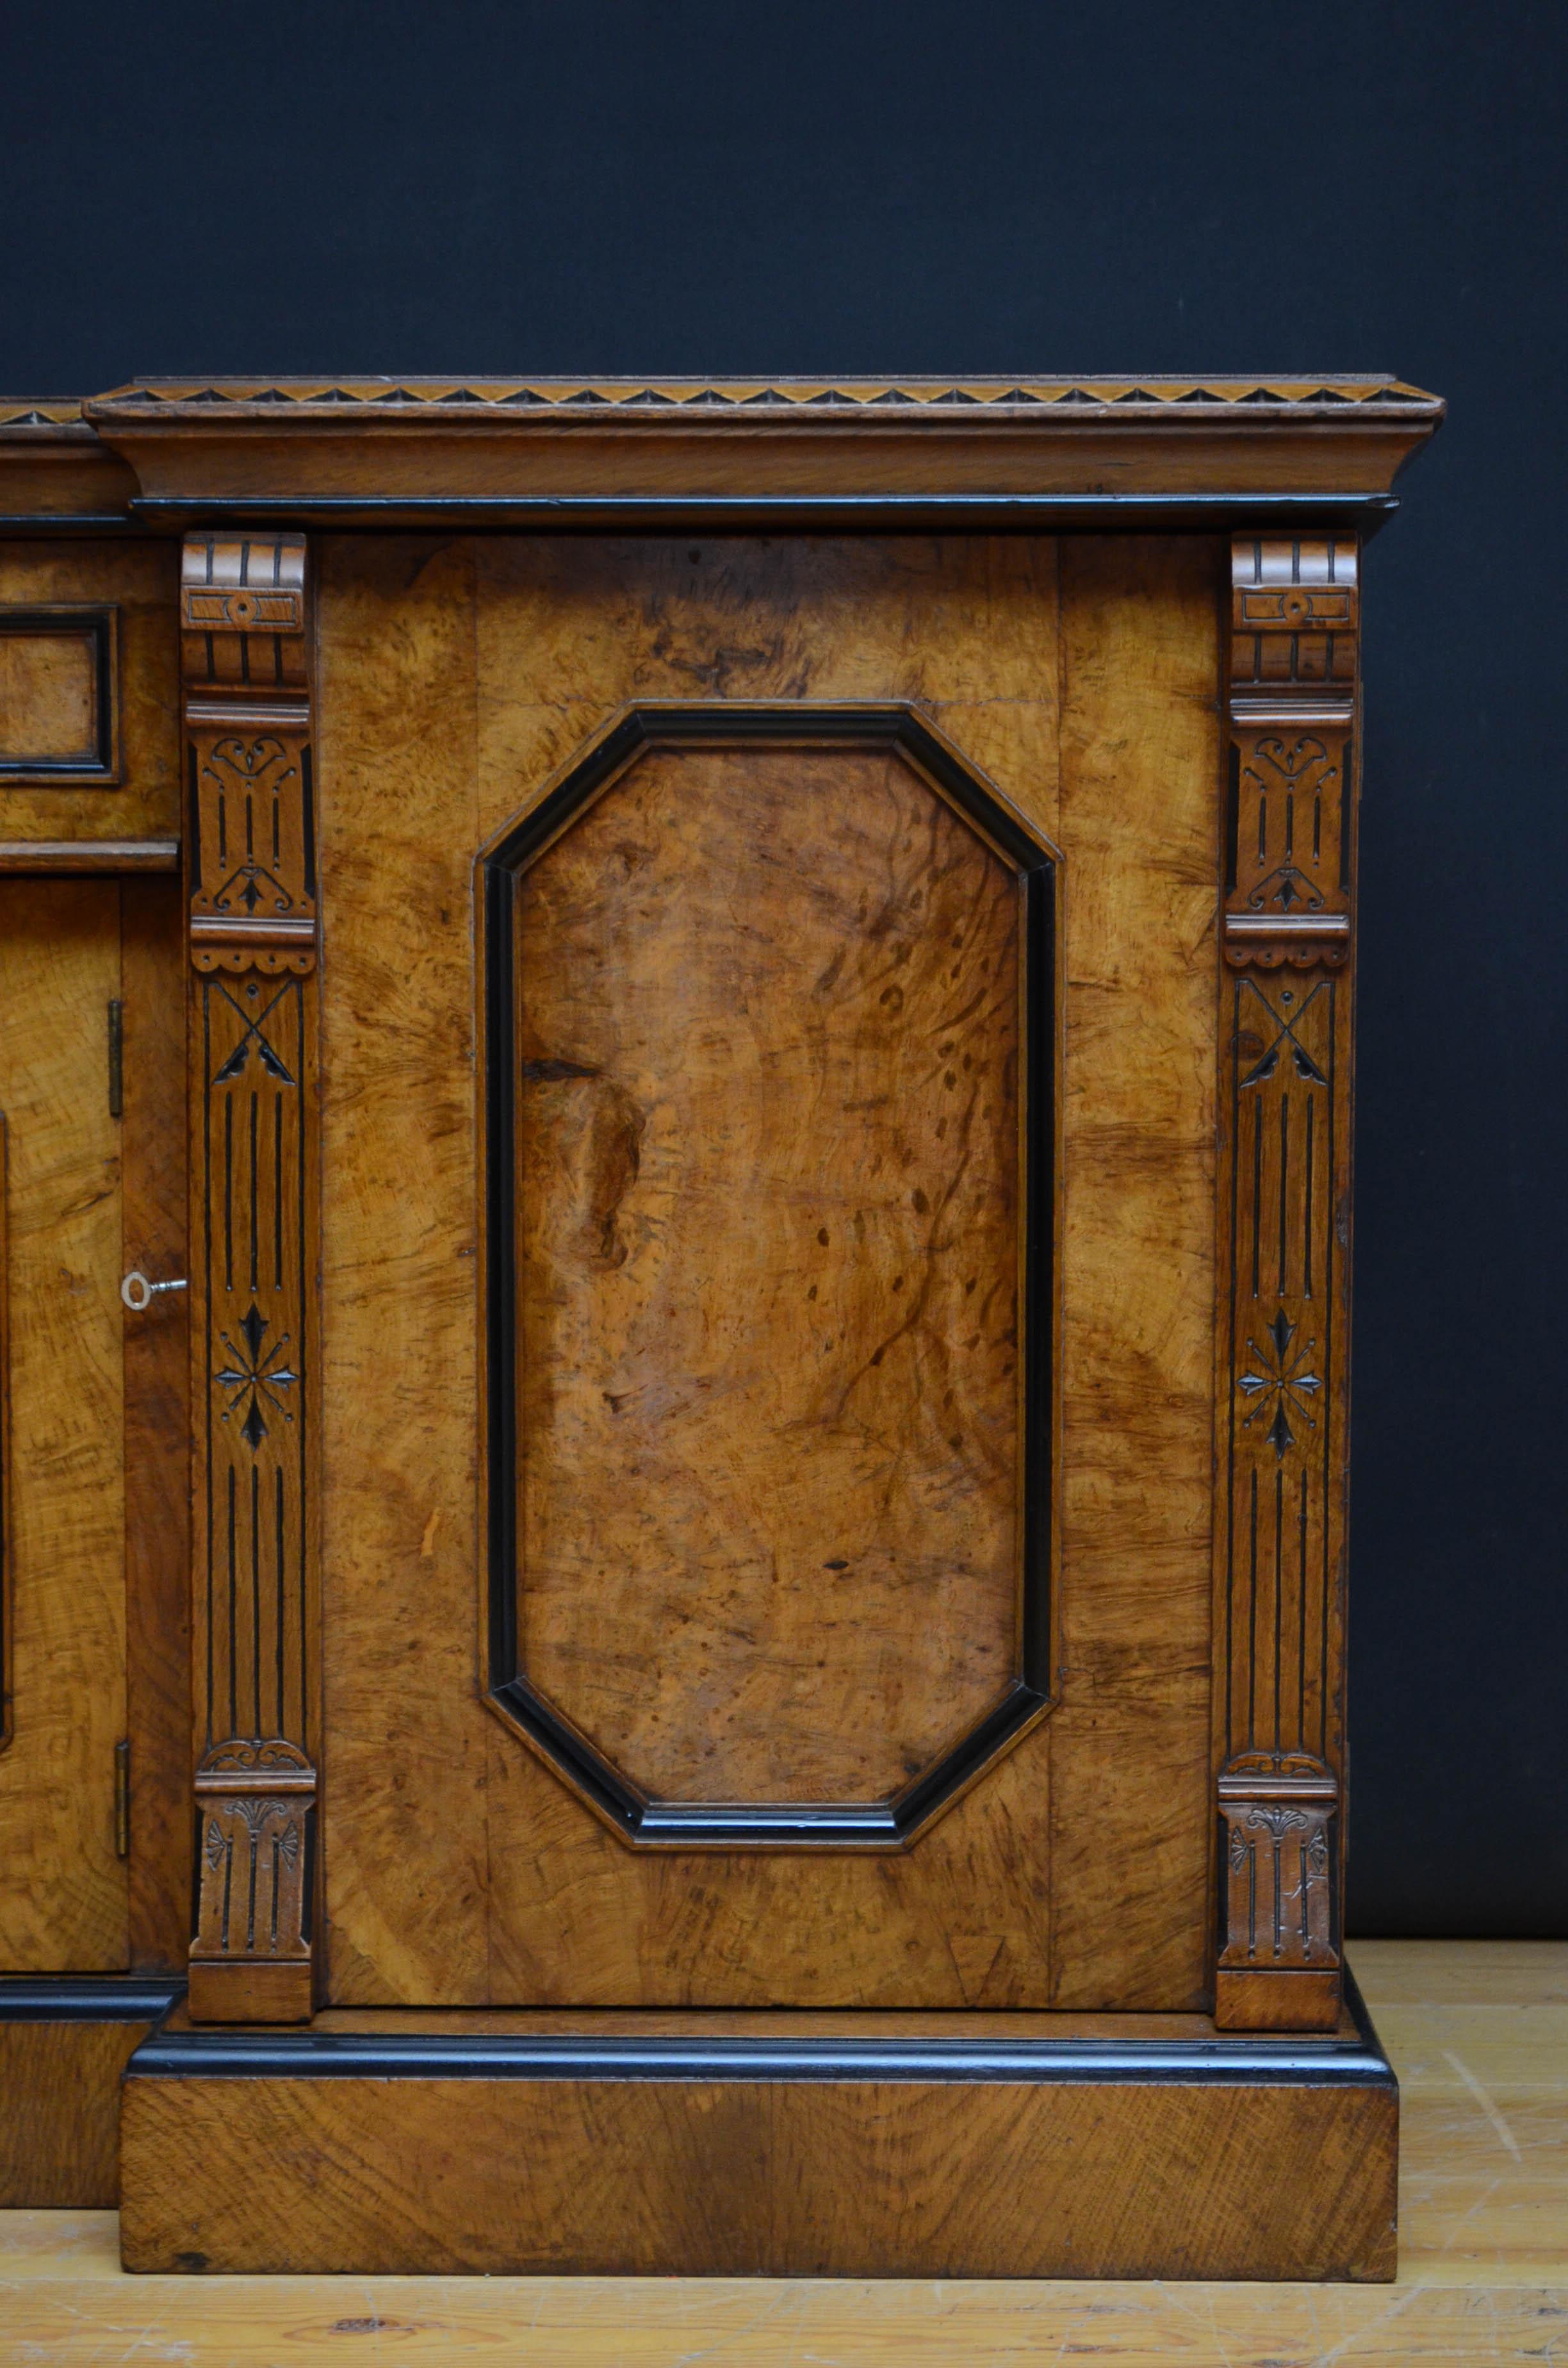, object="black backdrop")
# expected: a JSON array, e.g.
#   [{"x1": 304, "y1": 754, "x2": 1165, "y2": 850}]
[{"x1": 4, "y1": 1, "x2": 1564, "y2": 1934}]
